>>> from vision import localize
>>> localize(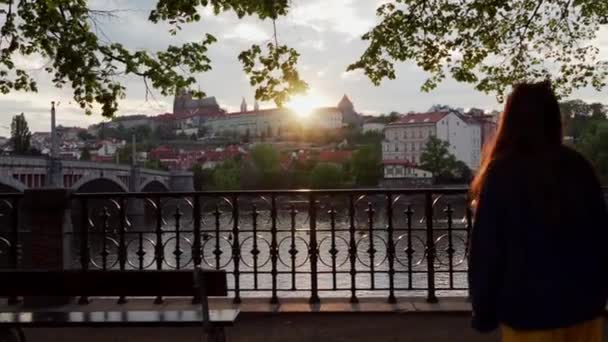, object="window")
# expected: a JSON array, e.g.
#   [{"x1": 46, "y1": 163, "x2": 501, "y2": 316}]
[
  {"x1": 410, "y1": 143, "x2": 415, "y2": 151},
  {"x1": 418, "y1": 130, "x2": 422, "y2": 138},
  {"x1": 395, "y1": 144, "x2": 399, "y2": 152},
  {"x1": 404, "y1": 130, "x2": 408, "y2": 139}
]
